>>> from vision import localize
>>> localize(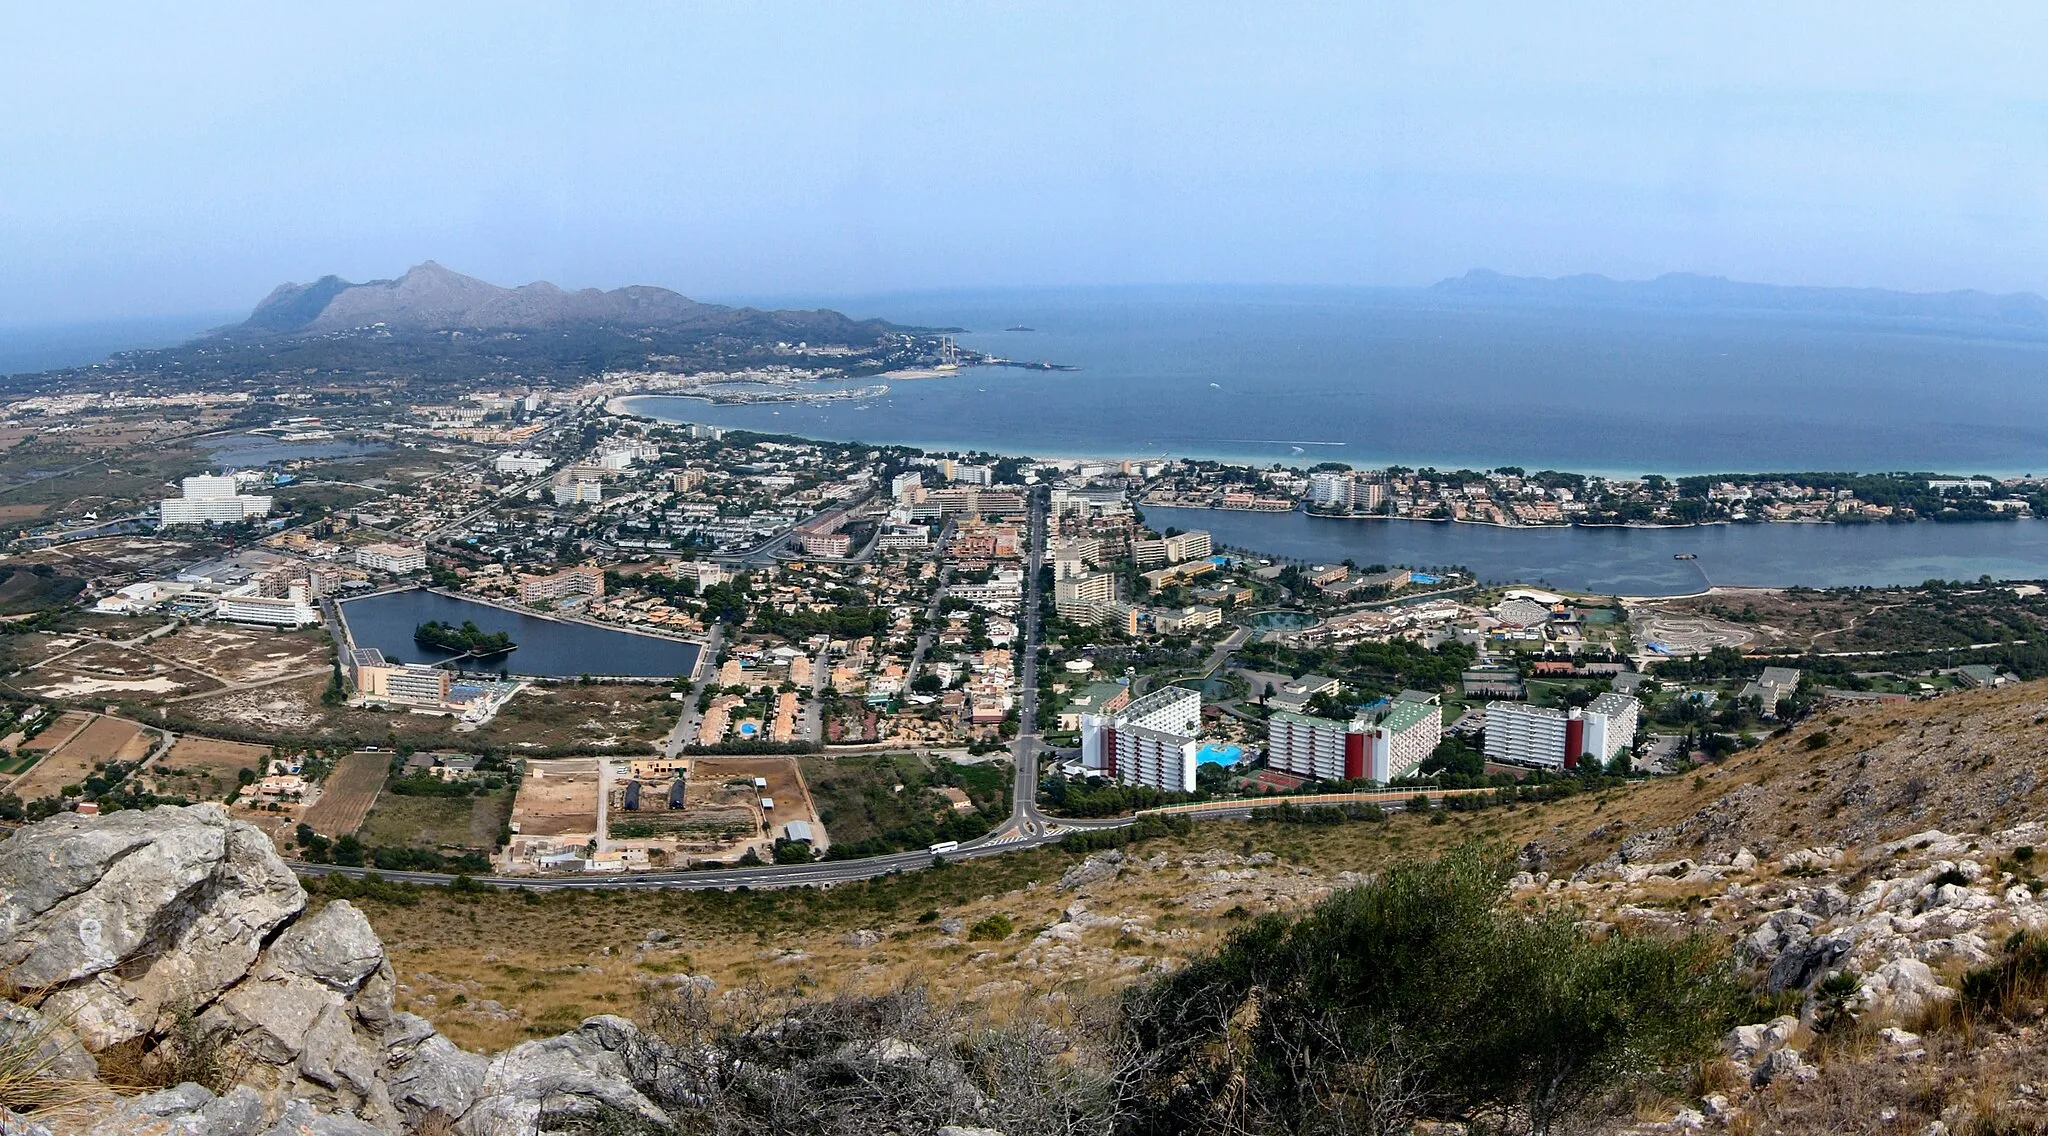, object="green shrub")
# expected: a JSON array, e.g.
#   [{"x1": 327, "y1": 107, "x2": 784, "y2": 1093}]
[
  {"x1": 1962, "y1": 931, "x2": 2048, "y2": 1019},
  {"x1": 1117, "y1": 844, "x2": 1740, "y2": 1135},
  {"x1": 967, "y1": 914, "x2": 1014, "y2": 942}
]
